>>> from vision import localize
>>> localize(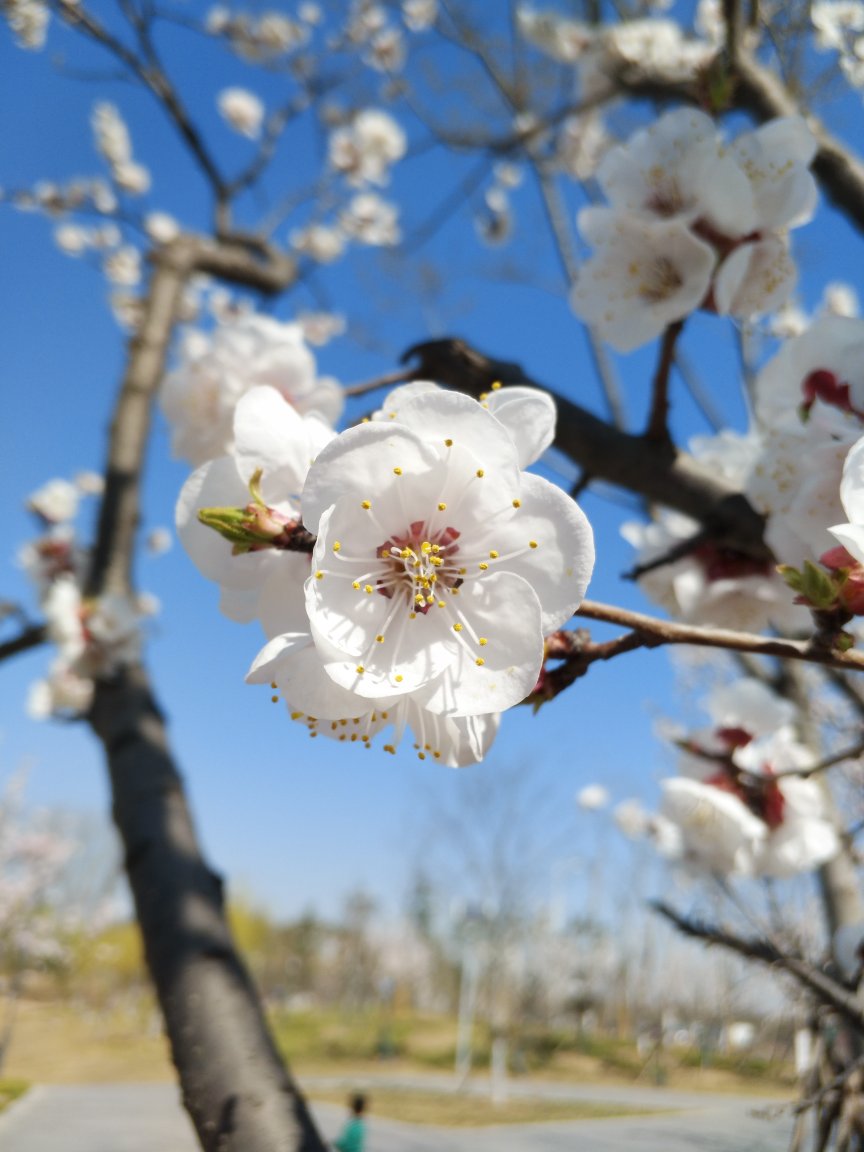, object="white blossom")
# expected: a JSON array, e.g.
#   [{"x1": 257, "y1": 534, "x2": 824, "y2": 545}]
[
  {"x1": 218, "y1": 87, "x2": 265, "y2": 139},
  {"x1": 577, "y1": 784, "x2": 610, "y2": 810},
  {"x1": 160, "y1": 314, "x2": 344, "y2": 467},
  {"x1": 145, "y1": 212, "x2": 180, "y2": 245},
  {"x1": 27, "y1": 478, "x2": 79, "y2": 524},
  {"x1": 300, "y1": 388, "x2": 594, "y2": 713},
  {"x1": 339, "y1": 192, "x2": 400, "y2": 246},
  {"x1": 329, "y1": 109, "x2": 406, "y2": 186}
]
